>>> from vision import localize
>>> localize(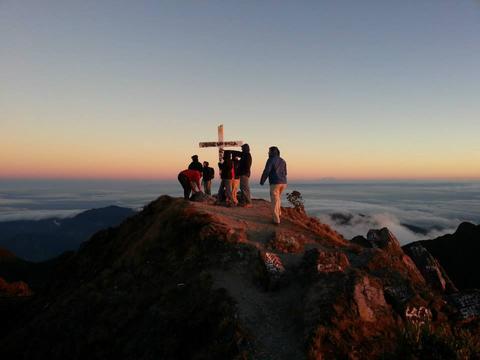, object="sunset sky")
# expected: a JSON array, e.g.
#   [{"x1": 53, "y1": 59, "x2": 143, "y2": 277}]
[{"x1": 1, "y1": 1, "x2": 479, "y2": 180}]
